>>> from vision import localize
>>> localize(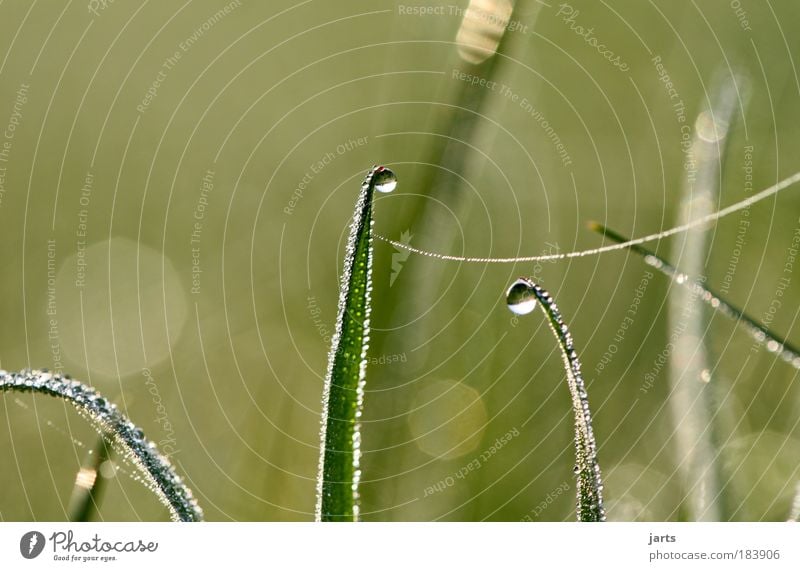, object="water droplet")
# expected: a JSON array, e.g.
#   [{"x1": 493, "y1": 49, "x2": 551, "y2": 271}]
[
  {"x1": 700, "y1": 369, "x2": 711, "y2": 383},
  {"x1": 373, "y1": 167, "x2": 397, "y2": 193},
  {"x1": 506, "y1": 278, "x2": 537, "y2": 315}
]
